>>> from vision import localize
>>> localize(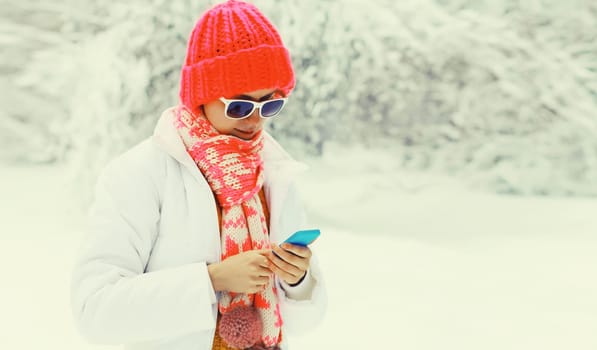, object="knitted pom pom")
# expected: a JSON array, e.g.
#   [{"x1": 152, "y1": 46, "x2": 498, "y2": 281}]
[{"x1": 219, "y1": 306, "x2": 263, "y2": 349}]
